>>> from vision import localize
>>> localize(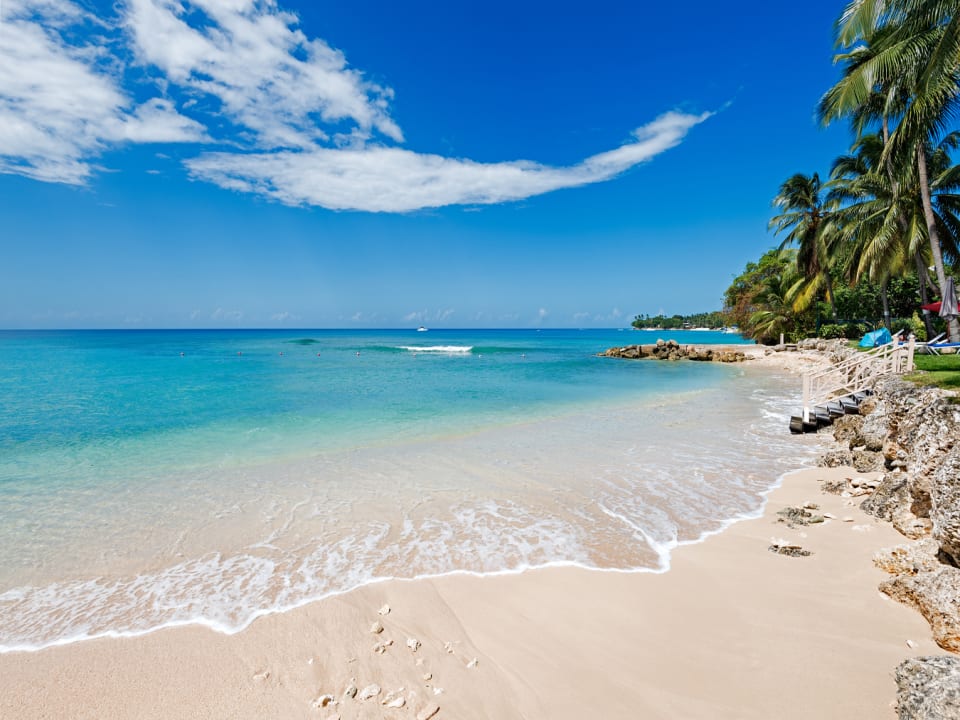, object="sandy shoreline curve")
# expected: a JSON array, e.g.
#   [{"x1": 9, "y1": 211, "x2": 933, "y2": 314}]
[{"x1": 0, "y1": 464, "x2": 939, "y2": 719}]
